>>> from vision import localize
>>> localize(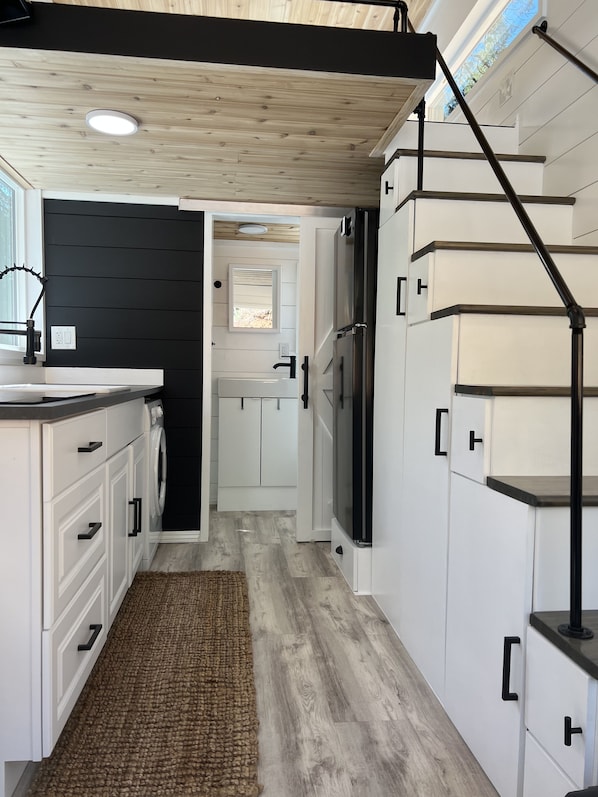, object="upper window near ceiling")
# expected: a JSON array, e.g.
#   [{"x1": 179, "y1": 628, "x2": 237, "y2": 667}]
[{"x1": 432, "y1": 0, "x2": 539, "y2": 119}]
